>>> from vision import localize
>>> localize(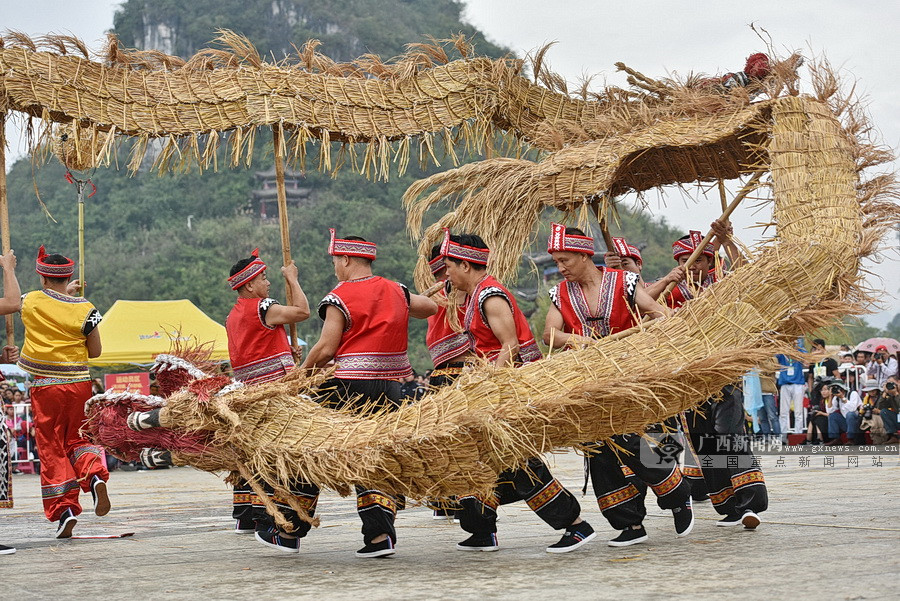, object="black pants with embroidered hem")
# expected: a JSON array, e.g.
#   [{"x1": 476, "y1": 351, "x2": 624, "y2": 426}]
[
  {"x1": 232, "y1": 478, "x2": 320, "y2": 537},
  {"x1": 671, "y1": 413, "x2": 710, "y2": 501},
  {"x1": 587, "y1": 433, "x2": 691, "y2": 531},
  {"x1": 423, "y1": 363, "x2": 468, "y2": 517},
  {"x1": 316, "y1": 377, "x2": 404, "y2": 544},
  {"x1": 457, "y1": 456, "x2": 581, "y2": 535},
  {"x1": 428, "y1": 361, "x2": 467, "y2": 390},
  {"x1": 684, "y1": 385, "x2": 768, "y2": 517}
]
